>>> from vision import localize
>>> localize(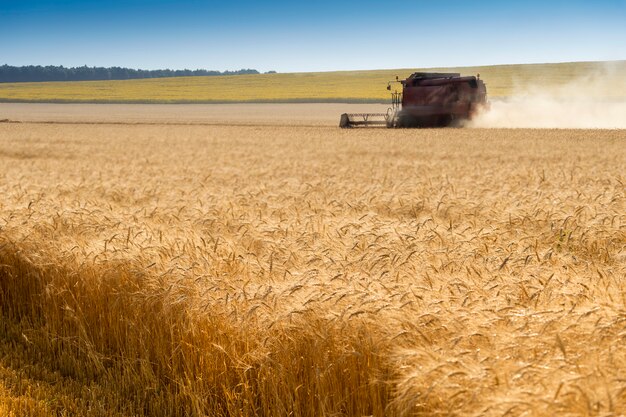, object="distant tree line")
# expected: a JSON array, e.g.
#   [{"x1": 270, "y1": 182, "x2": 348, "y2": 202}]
[{"x1": 0, "y1": 65, "x2": 274, "y2": 83}]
